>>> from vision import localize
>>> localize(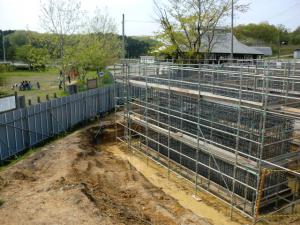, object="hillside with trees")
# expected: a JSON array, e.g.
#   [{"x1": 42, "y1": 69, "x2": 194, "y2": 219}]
[
  {"x1": 0, "y1": 30, "x2": 157, "y2": 69},
  {"x1": 234, "y1": 23, "x2": 300, "y2": 57}
]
